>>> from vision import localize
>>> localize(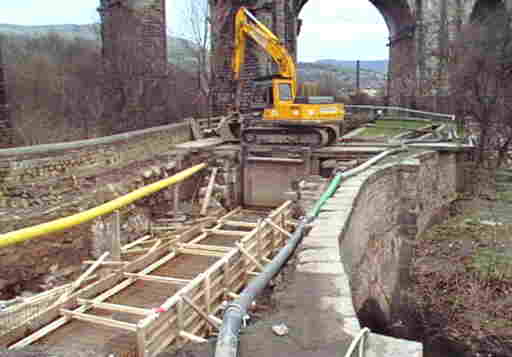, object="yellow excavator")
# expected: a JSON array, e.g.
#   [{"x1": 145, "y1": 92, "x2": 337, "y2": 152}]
[{"x1": 223, "y1": 6, "x2": 345, "y2": 147}]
